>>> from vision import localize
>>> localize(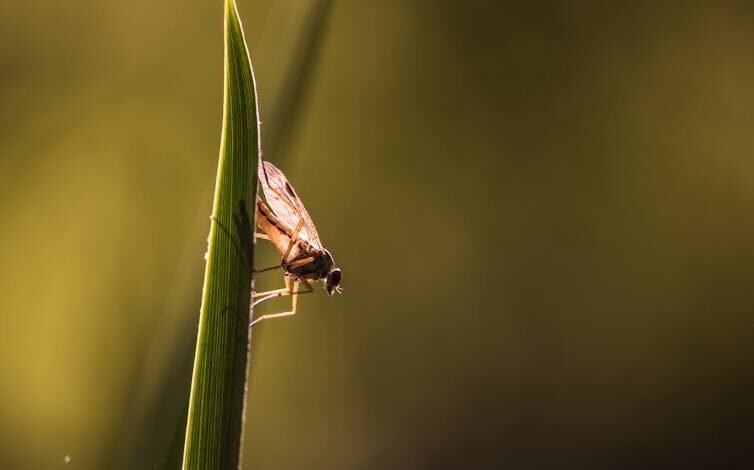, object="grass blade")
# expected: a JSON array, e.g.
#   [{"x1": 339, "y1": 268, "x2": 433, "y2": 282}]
[{"x1": 181, "y1": 1, "x2": 259, "y2": 468}]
